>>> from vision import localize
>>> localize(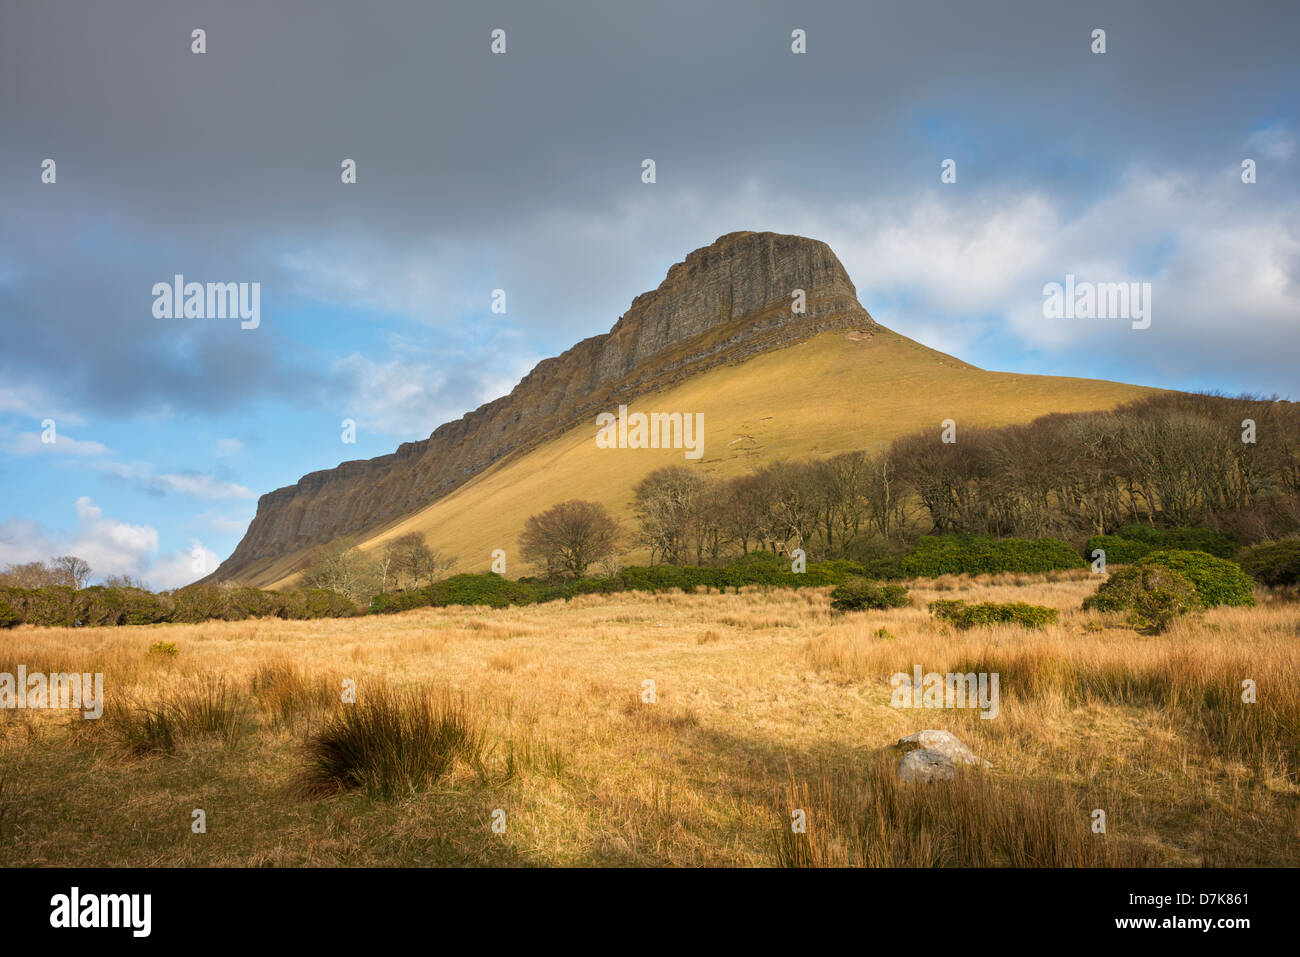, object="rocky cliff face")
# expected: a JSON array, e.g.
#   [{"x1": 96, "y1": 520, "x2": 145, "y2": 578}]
[{"x1": 211, "y1": 231, "x2": 876, "y2": 581}]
